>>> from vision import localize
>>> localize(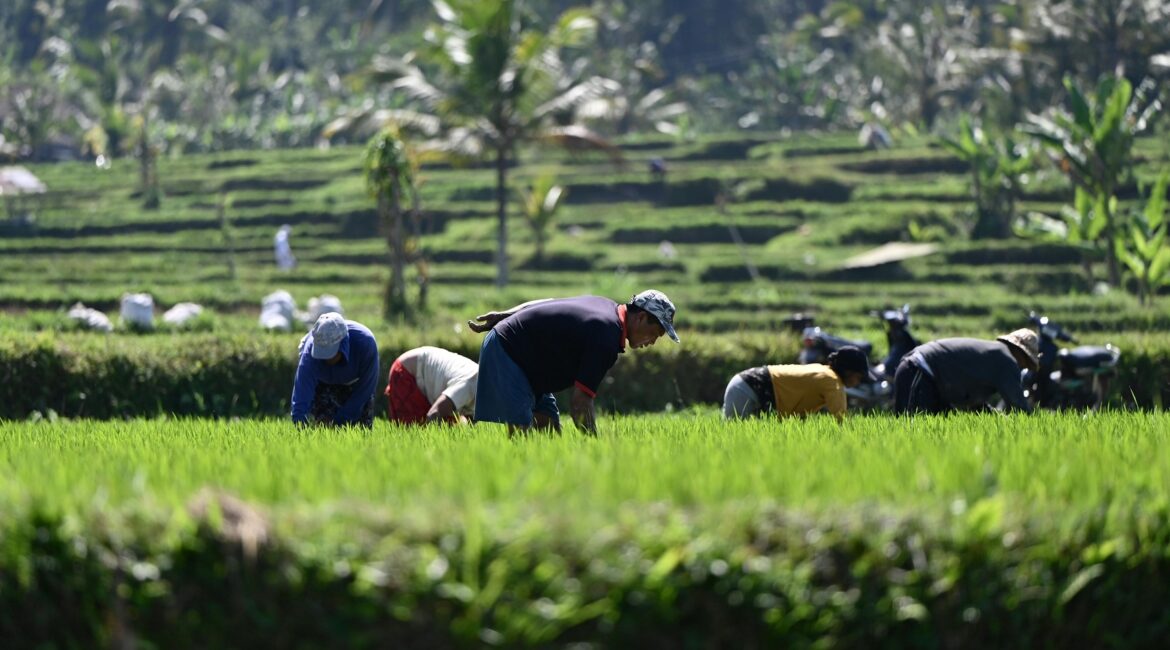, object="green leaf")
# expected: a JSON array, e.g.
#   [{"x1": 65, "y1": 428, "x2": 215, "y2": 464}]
[
  {"x1": 1087, "y1": 194, "x2": 1108, "y2": 240},
  {"x1": 939, "y1": 135, "x2": 971, "y2": 159},
  {"x1": 551, "y1": 8, "x2": 597, "y2": 48},
  {"x1": 1094, "y1": 77, "x2": 1131, "y2": 145},
  {"x1": 1145, "y1": 171, "x2": 1169, "y2": 230},
  {"x1": 1021, "y1": 115, "x2": 1067, "y2": 147},
  {"x1": 1017, "y1": 211, "x2": 1069, "y2": 241},
  {"x1": 1119, "y1": 247, "x2": 1145, "y2": 278},
  {"x1": 1074, "y1": 187, "x2": 1092, "y2": 216},
  {"x1": 1150, "y1": 248, "x2": 1170, "y2": 287},
  {"x1": 1130, "y1": 223, "x2": 1152, "y2": 260},
  {"x1": 1064, "y1": 76, "x2": 1093, "y2": 133},
  {"x1": 1061, "y1": 564, "x2": 1105, "y2": 605},
  {"x1": 646, "y1": 547, "x2": 683, "y2": 585}
]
